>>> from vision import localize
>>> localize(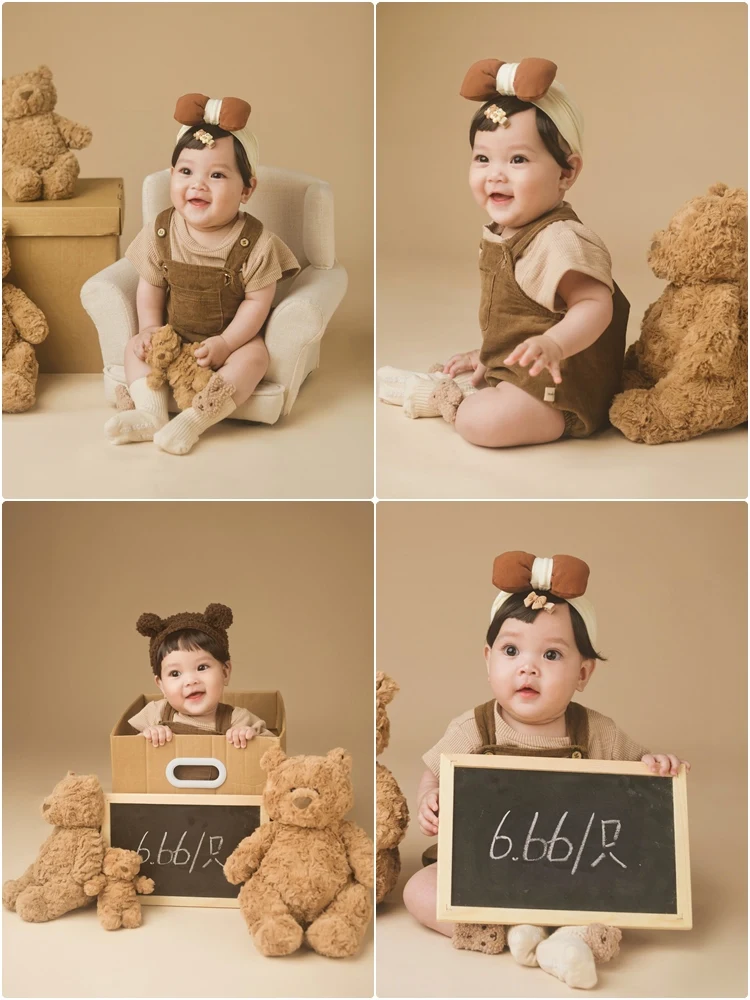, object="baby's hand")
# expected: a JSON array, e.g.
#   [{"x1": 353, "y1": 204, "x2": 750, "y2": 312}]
[
  {"x1": 418, "y1": 790, "x2": 439, "y2": 837},
  {"x1": 504, "y1": 334, "x2": 564, "y2": 384},
  {"x1": 641, "y1": 753, "x2": 691, "y2": 777},
  {"x1": 226, "y1": 725, "x2": 258, "y2": 749},
  {"x1": 132, "y1": 329, "x2": 155, "y2": 362},
  {"x1": 142, "y1": 725, "x2": 172, "y2": 747},
  {"x1": 443, "y1": 350, "x2": 480, "y2": 378},
  {"x1": 194, "y1": 335, "x2": 231, "y2": 370}
]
